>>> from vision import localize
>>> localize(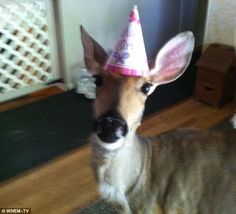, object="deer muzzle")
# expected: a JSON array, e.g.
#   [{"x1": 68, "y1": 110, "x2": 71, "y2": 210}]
[{"x1": 93, "y1": 111, "x2": 128, "y2": 143}]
